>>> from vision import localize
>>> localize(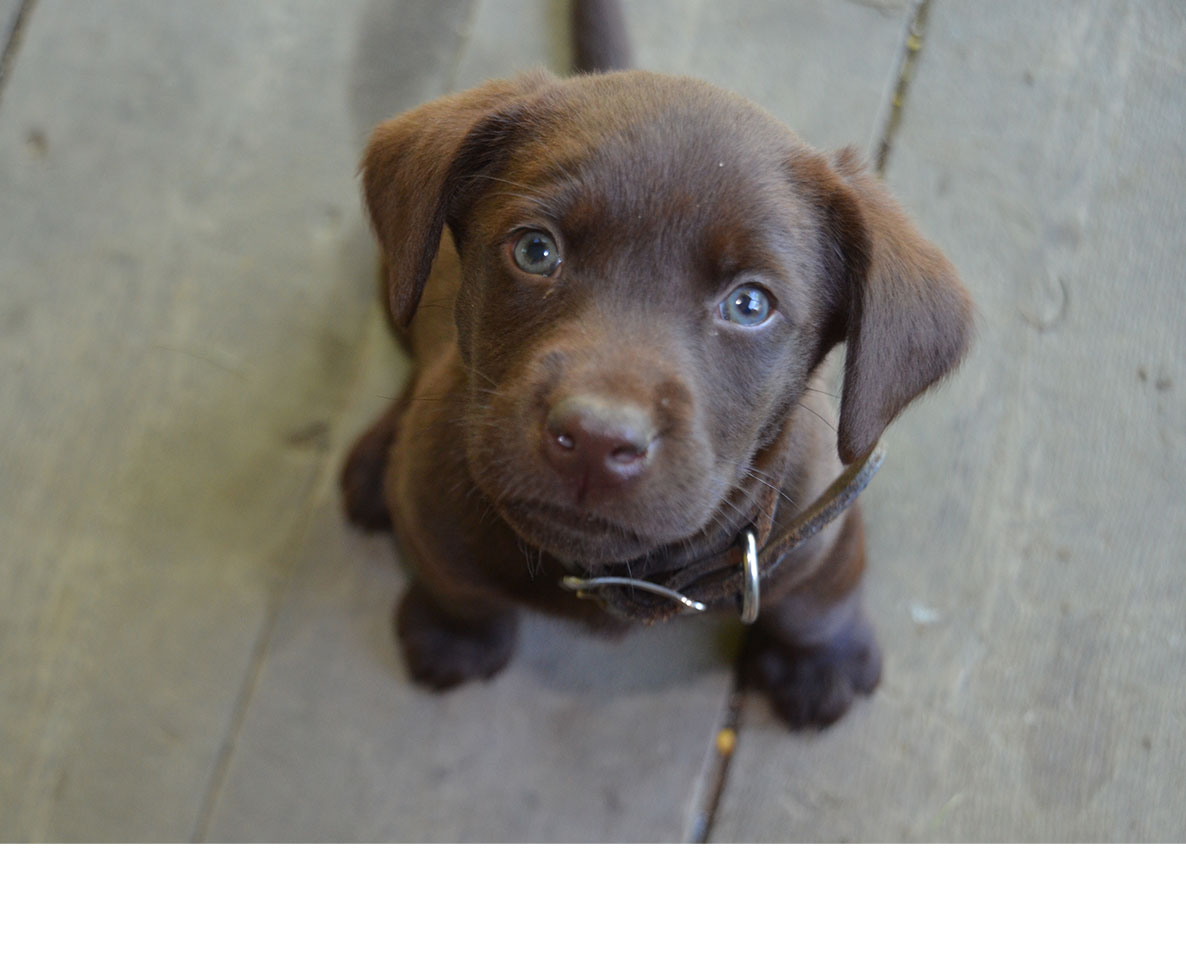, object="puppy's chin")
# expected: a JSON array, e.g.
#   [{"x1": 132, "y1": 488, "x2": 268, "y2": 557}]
[{"x1": 496, "y1": 497, "x2": 683, "y2": 568}]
